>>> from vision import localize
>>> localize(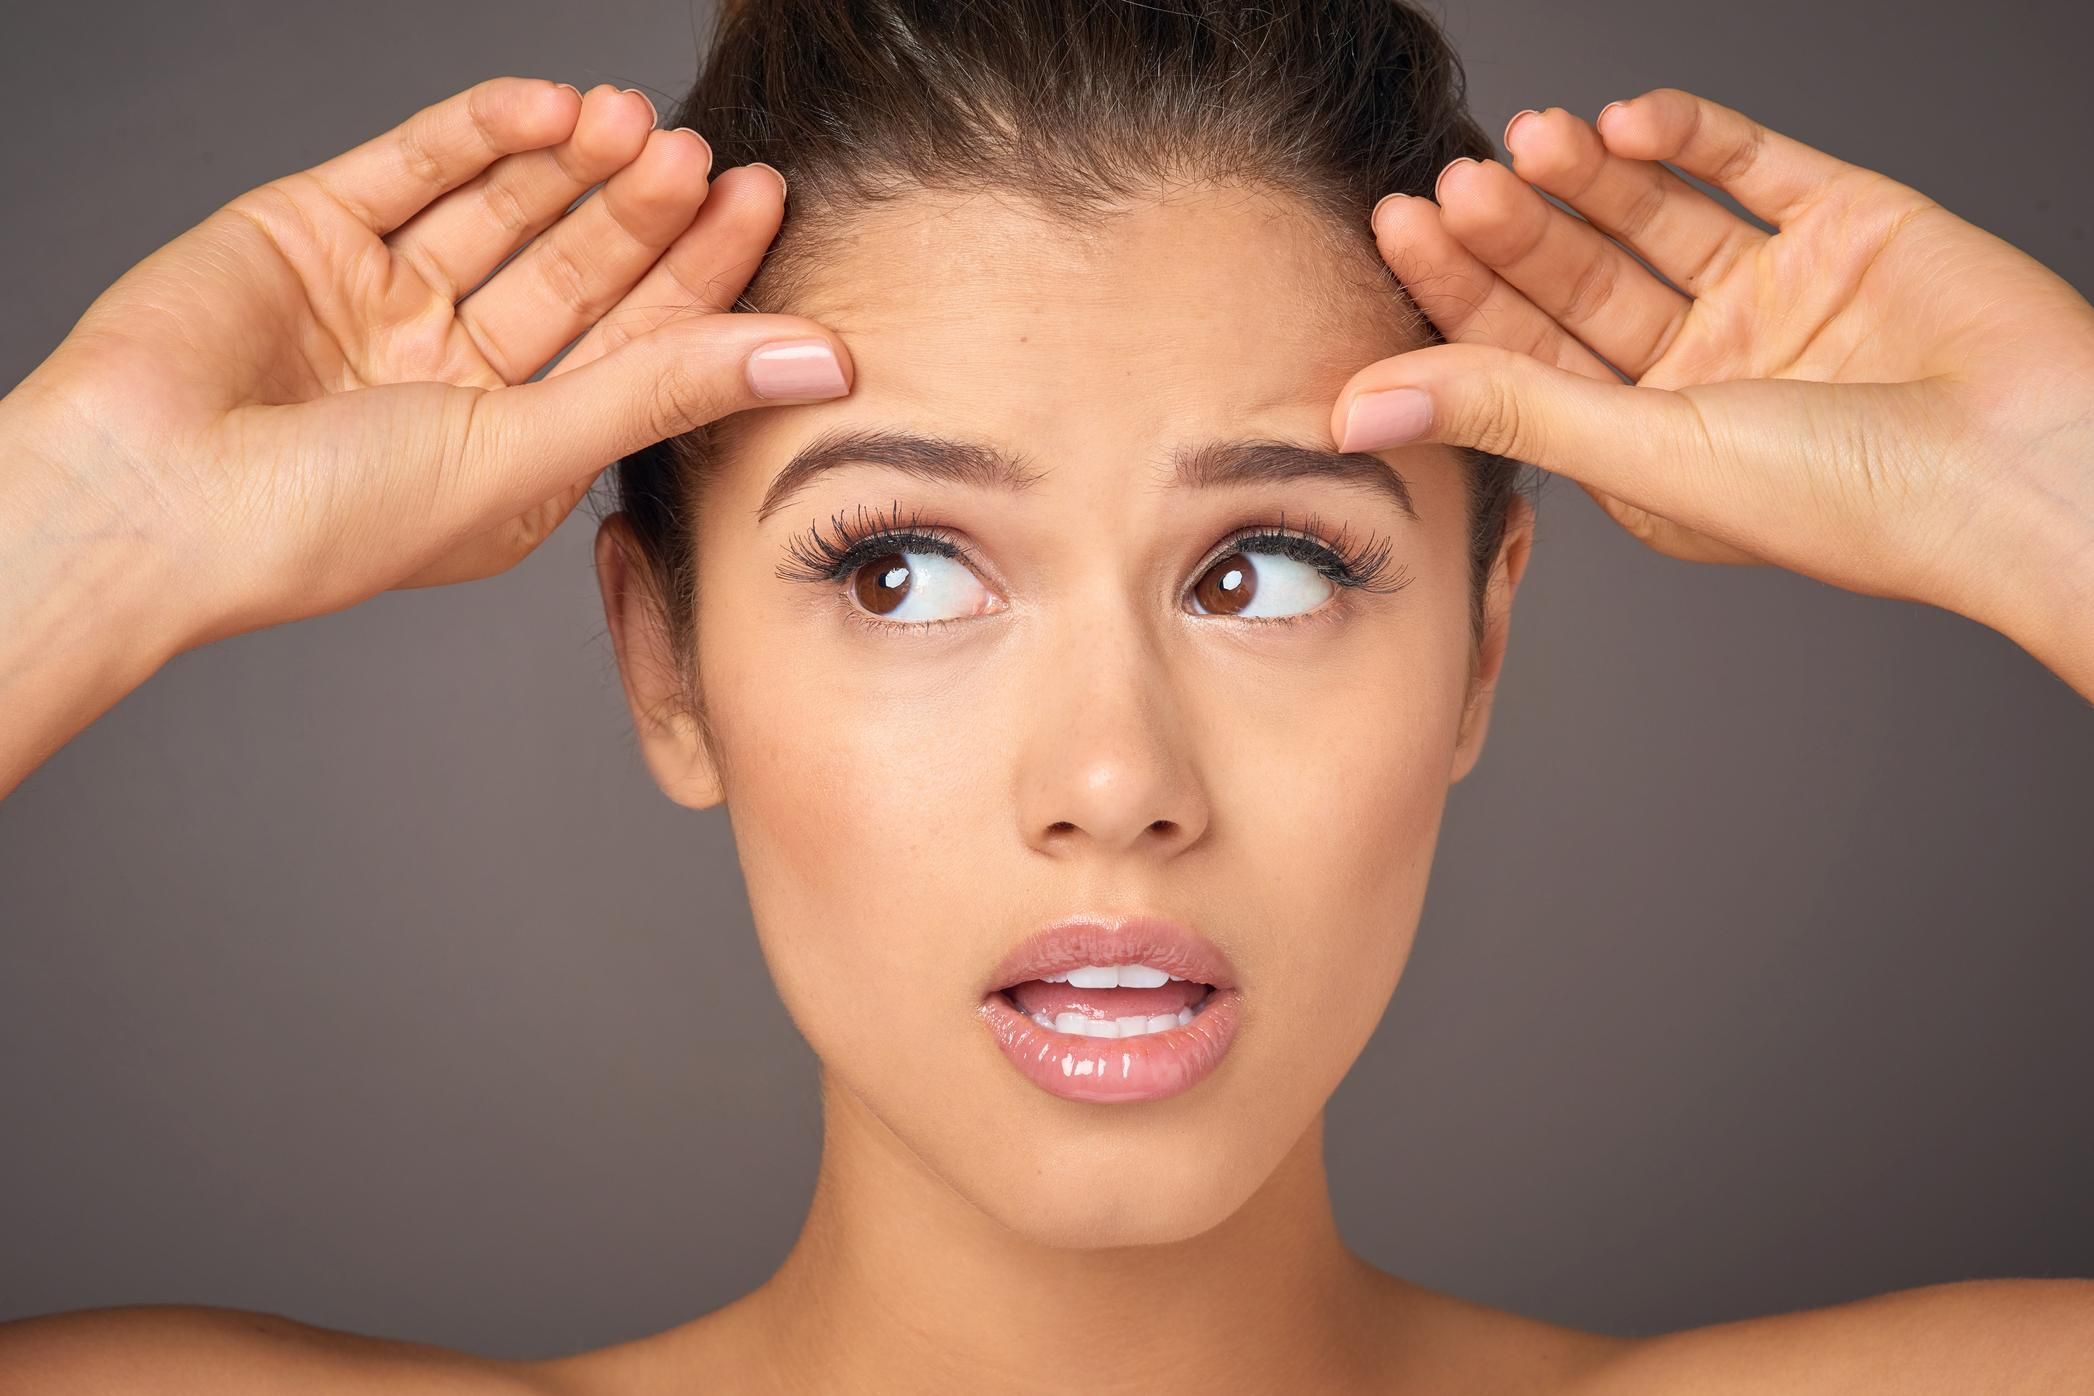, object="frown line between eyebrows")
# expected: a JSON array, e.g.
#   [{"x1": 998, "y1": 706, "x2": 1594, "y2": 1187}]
[{"x1": 753, "y1": 426, "x2": 1420, "y2": 525}]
